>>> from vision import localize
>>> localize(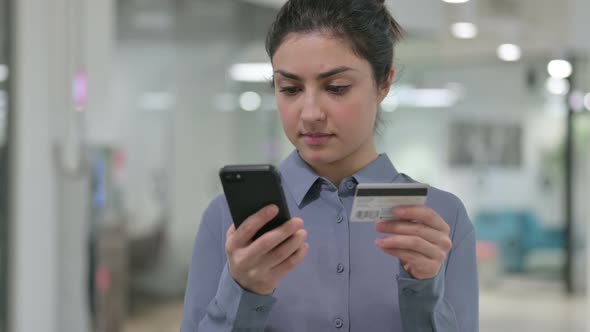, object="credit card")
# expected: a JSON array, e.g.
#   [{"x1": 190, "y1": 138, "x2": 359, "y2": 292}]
[{"x1": 350, "y1": 183, "x2": 429, "y2": 222}]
